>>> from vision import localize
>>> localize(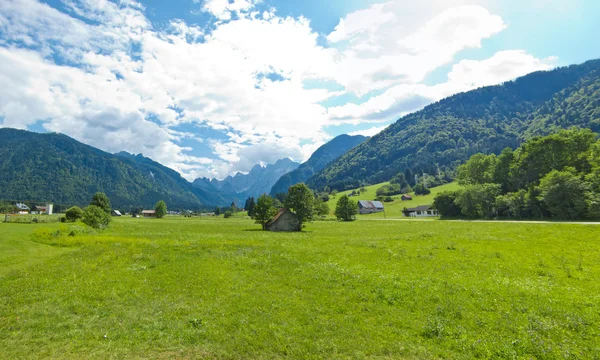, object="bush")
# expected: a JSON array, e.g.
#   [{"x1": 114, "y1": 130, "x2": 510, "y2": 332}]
[
  {"x1": 414, "y1": 183, "x2": 431, "y2": 195},
  {"x1": 376, "y1": 184, "x2": 402, "y2": 196},
  {"x1": 90, "y1": 192, "x2": 111, "y2": 214},
  {"x1": 433, "y1": 192, "x2": 461, "y2": 217},
  {"x1": 155, "y1": 200, "x2": 167, "y2": 219},
  {"x1": 335, "y1": 195, "x2": 357, "y2": 221},
  {"x1": 65, "y1": 206, "x2": 84, "y2": 222},
  {"x1": 82, "y1": 205, "x2": 110, "y2": 229},
  {"x1": 223, "y1": 210, "x2": 233, "y2": 218}
]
